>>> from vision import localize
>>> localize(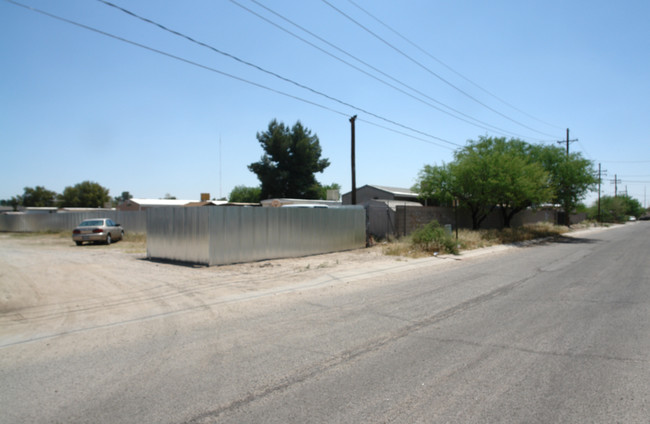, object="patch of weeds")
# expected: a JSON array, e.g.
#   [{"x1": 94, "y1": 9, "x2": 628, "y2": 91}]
[
  {"x1": 411, "y1": 220, "x2": 459, "y2": 255},
  {"x1": 383, "y1": 221, "x2": 575, "y2": 258},
  {"x1": 381, "y1": 238, "x2": 413, "y2": 257},
  {"x1": 123, "y1": 232, "x2": 146, "y2": 244},
  {"x1": 5, "y1": 230, "x2": 68, "y2": 238},
  {"x1": 117, "y1": 232, "x2": 147, "y2": 254}
]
